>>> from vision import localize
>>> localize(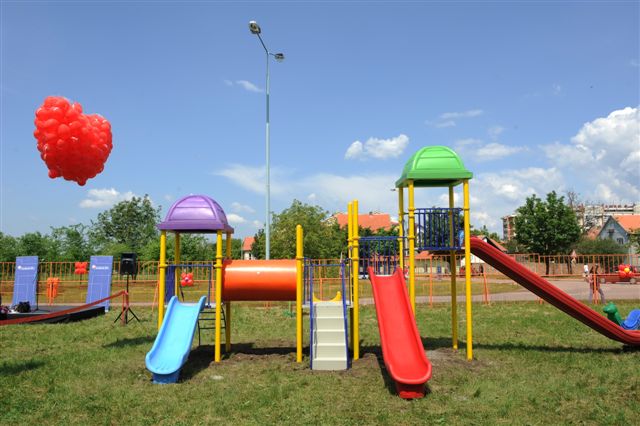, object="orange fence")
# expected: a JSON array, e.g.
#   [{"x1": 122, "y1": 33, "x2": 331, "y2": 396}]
[{"x1": 1, "y1": 253, "x2": 637, "y2": 306}]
